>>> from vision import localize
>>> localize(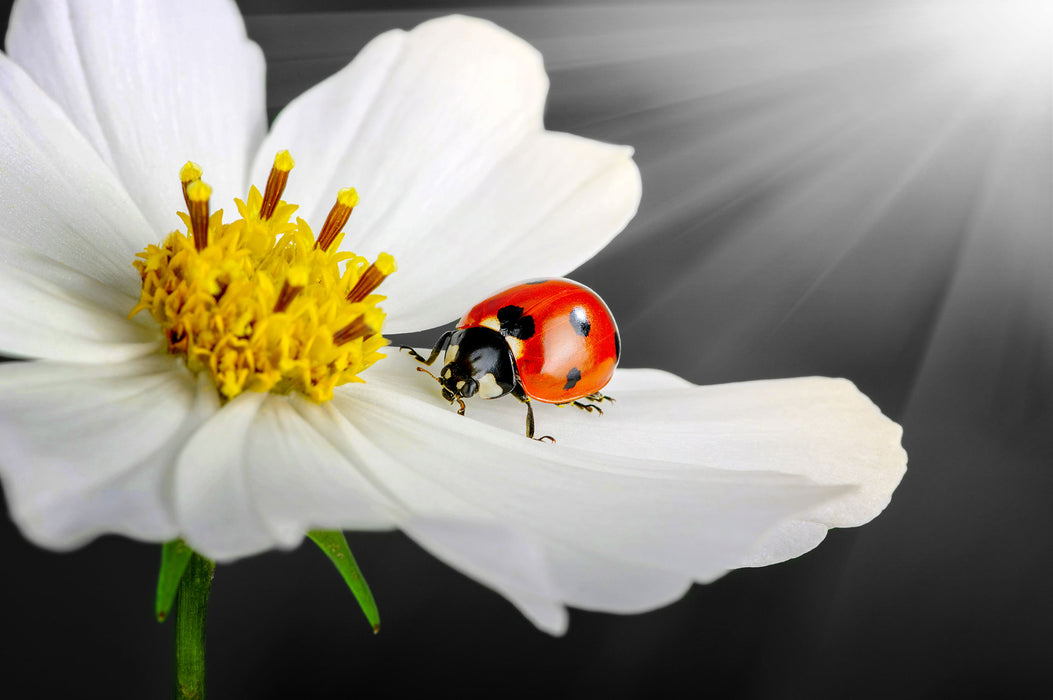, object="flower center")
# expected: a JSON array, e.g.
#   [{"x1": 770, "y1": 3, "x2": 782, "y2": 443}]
[{"x1": 131, "y1": 151, "x2": 395, "y2": 403}]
